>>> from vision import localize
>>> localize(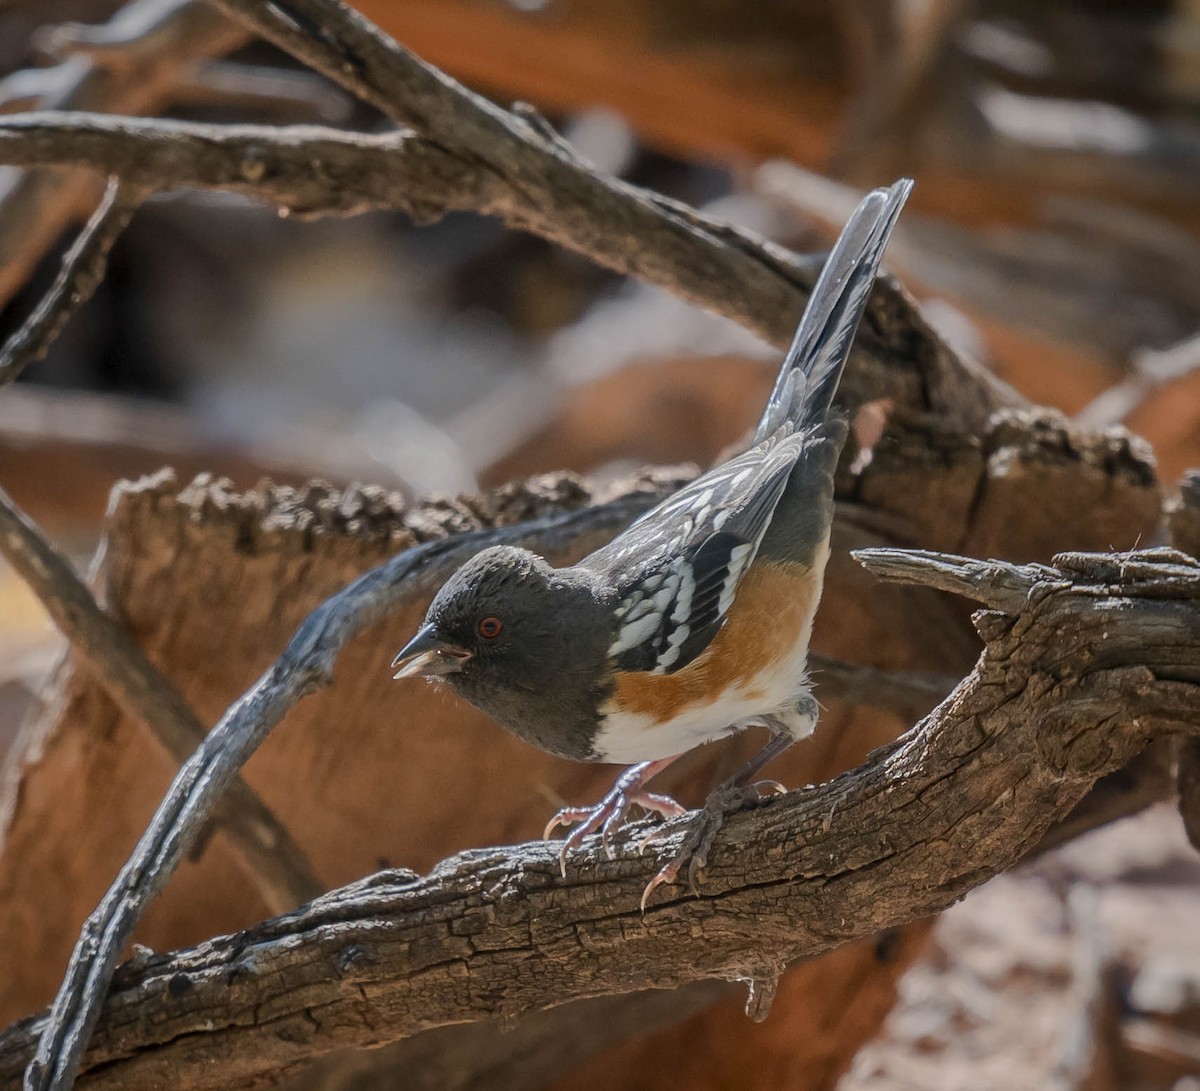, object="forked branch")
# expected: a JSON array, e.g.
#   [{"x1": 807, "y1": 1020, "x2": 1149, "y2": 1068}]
[{"x1": 3, "y1": 547, "x2": 1198, "y2": 1090}]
